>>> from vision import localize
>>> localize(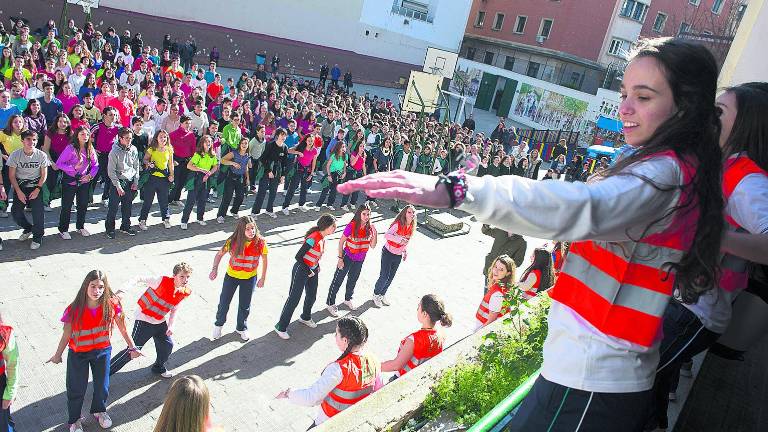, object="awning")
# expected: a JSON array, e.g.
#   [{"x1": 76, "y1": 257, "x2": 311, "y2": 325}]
[{"x1": 596, "y1": 115, "x2": 622, "y2": 132}]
